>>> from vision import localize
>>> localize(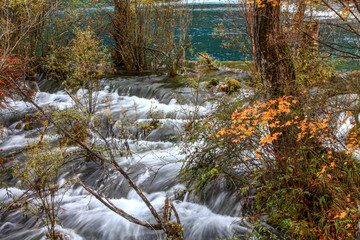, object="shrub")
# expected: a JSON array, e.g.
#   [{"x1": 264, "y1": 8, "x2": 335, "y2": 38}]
[
  {"x1": 218, "y1": 96, "x2": 360, "y2": 239},
  {"x1": 13, "y1": 142, "x2": 68, "y2": 240},
  {"x1": 228, "y1": 78, "x2": 240, "y2": 92},
  {"x1": 209, "y1": 78, "x2": 220, "y2": 87},
  {"x1": 0, "y1": 52, "x2": 33, "y2": 108},
  {"x1": 52, "y1": 107, "x2": 92, "y2": 146},
  {"x1": 180, "y1": 95, "x2": 246, "y2": 196},
  {"x1": 181, "y1": 91, "x2": 360, "y2": 239},
  {"x1": 46, "y1": 28, "x2": 111, "y2": 113}
]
